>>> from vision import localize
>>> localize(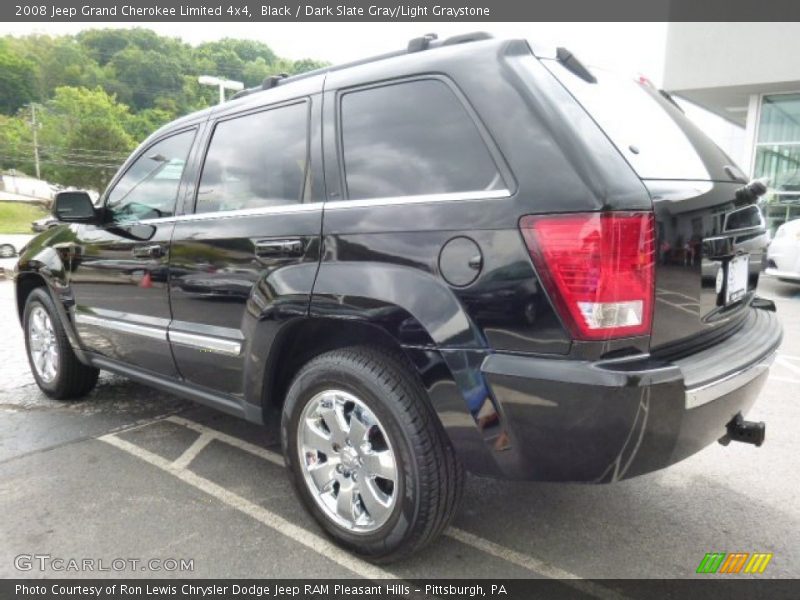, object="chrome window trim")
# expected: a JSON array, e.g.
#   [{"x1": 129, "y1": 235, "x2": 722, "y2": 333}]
[
  {"x1": 168, "y1": 330, "x2": 242, "y2": 357},
  {"x1": 685, "y1": 351, "x2": 775, "y2": 409},
  {"x1": 140, "y1": 202, "x2": 323, "y2": 224},
  {"x1": 133, "y1": 188, "x2": 511, "y2": 225},
  {"x1": 74, "y1": 313, "x2": 167, "y2": 342},
  {"x1": 325, "y1": 188, "x2": 512, "y2": 210}
]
